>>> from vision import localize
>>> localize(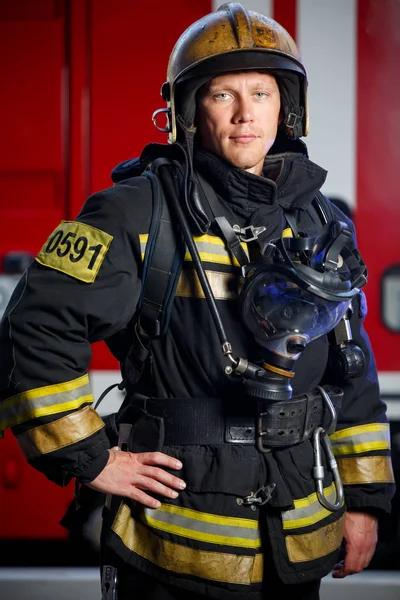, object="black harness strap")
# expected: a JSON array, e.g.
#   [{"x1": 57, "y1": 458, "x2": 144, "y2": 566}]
[
  {"x1": 138, "y1": 162, "x2": 183, "y2": 338},
  {"x1": 313, "y1": 191, "x2": 334, "y2": 224},
  {"x1": 196, "y1": 171, "x2": 250, "y2": 268},
  {"x1": 120, "y1": 161, "x2": 184, "y2": 387}
]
